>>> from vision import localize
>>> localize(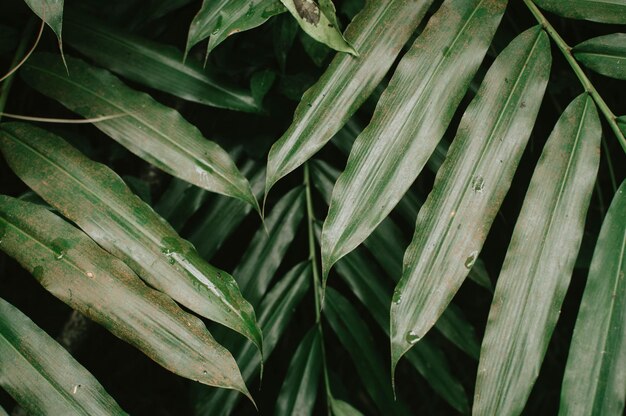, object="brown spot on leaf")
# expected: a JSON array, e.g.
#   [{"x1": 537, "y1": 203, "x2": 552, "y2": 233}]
[{"x1": 294, "y1": 0, "x2": 321, "y2": 25}]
